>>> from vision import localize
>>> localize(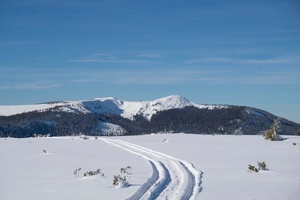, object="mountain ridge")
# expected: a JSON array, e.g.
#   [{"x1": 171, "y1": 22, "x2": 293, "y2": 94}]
[
  {"x1": 0, "y1": 95, "x2": 228, "y2": 120},
  {"x1": 0, "y1": 95, "x2": 299, "y2": 137}
]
